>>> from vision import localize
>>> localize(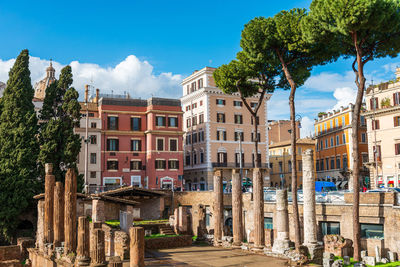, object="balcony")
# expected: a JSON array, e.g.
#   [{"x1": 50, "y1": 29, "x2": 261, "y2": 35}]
[{"x1": 211, "y1": 162, "x2": 269, "y2": 169}]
